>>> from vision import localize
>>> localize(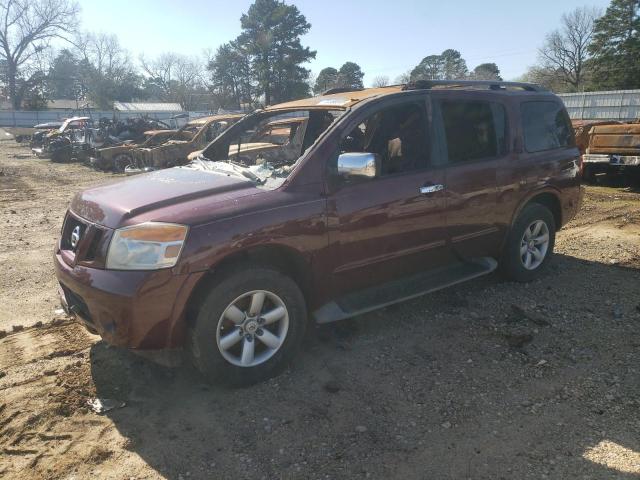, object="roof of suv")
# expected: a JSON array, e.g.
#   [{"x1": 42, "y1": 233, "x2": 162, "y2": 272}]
[
  {"x1": 266, "y1": 80, "x2": 548, "y2": 112},
  {"x1": 266, "y1": 86, "x2": 404, "y2": 112}
]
